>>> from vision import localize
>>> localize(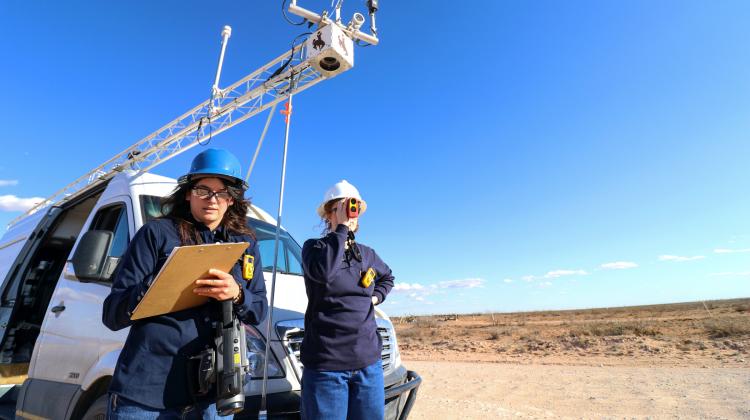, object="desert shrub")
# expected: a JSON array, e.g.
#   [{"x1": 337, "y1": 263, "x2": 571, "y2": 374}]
[
  {"x1": 587, "y1": 323, "x2": 626, "y2": 336},
  {"x1": 518, "y1": 329, "x2": 541, "y2": 340},
  {"x1": 566, "y1": 328, "x2": 590, "y2": 338},
  {"x1": 704, "y1": 318, "x2": 750, "y2": 338},
  {"x1": 489, "y1": 327, "x2": 511, "y2": 340},
  {"x1": 487, "y1": 327, "x2": 513, "y2": 340},
  {"x1": 415, "y1": 318, "x2": 438, "y2": 329},
  {"x1": 573, "y1": 322, "x2": 660, "y2": 337},
  {"x1": 396, "y1": 327, "x2": 423, "y2": 340},
  {"x1": 524, "y1": 339, "x2": 552, "y2": 352},
  {"x1": 629, "y1": 322, "x2": 661, "y2": 337},
  {"x1": 565, "y1": 335, "x2": 591, "y2": 349}
]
